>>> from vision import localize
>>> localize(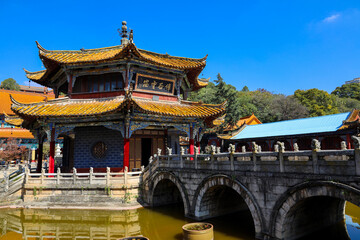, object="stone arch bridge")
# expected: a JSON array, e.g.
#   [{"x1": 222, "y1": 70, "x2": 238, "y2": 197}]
[{"x1": 141, "y1": 140, "x2": 360, "y2": 240}]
